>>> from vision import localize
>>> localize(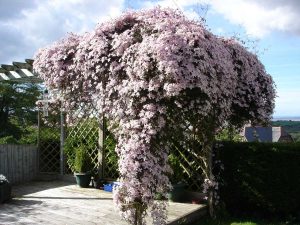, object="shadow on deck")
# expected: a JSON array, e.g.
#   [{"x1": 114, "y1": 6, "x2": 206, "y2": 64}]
[{"x1": 0, "y1": 181, "x2": 207, "y2": 225}]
